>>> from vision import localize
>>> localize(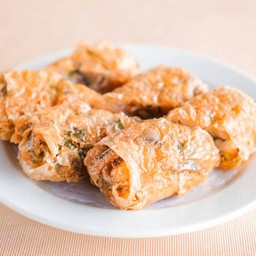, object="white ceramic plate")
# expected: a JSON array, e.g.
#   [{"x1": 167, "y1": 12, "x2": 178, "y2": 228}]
[{"x1": 1, "y1": 44, "x2": 256, "y2": 238}]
